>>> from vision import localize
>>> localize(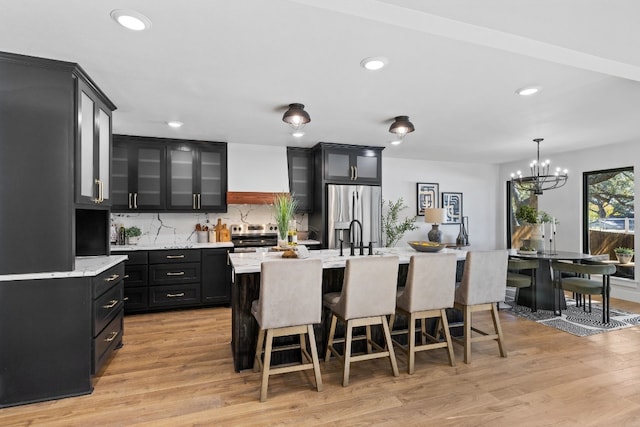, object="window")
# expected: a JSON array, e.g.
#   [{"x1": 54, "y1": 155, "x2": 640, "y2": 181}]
[
  {"x1": 506, "y1": 181, "x2": 538, "y2": 249},
  {"x1": 583, "y1": 167, "x2": 634, "y2": 279}
]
